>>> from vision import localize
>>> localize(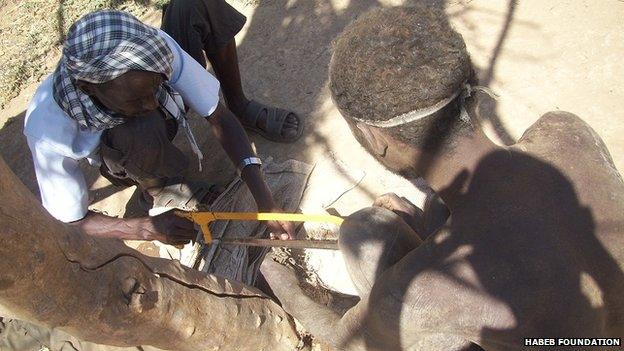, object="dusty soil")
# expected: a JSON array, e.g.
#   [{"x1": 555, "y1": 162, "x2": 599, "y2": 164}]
[
  {"x1": 0, "y1": 1, "x2": 155, "y2": 108},
  {"x1": 0, "y1": 0, "x2": 622, "y2": 348}
]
